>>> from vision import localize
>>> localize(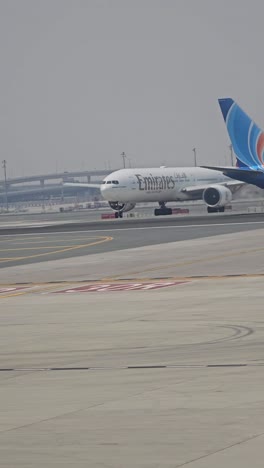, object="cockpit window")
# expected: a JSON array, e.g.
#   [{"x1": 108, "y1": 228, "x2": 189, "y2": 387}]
[{"x1": 103, "y1": 180, "x2": 119, "y2": 185}]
